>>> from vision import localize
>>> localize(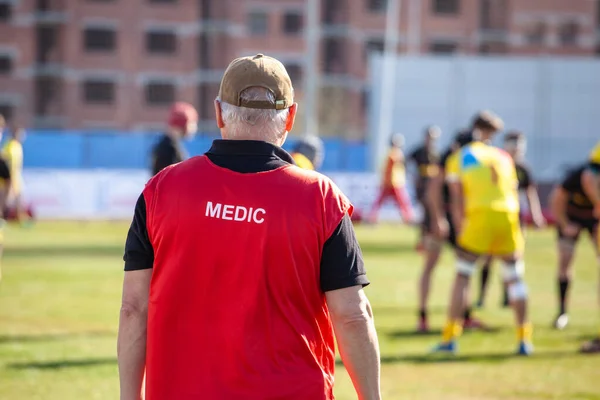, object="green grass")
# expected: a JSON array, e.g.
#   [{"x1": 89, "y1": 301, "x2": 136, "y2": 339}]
[{"x1": 0, "y1": 221, "x2": 598, "y2": 399}]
